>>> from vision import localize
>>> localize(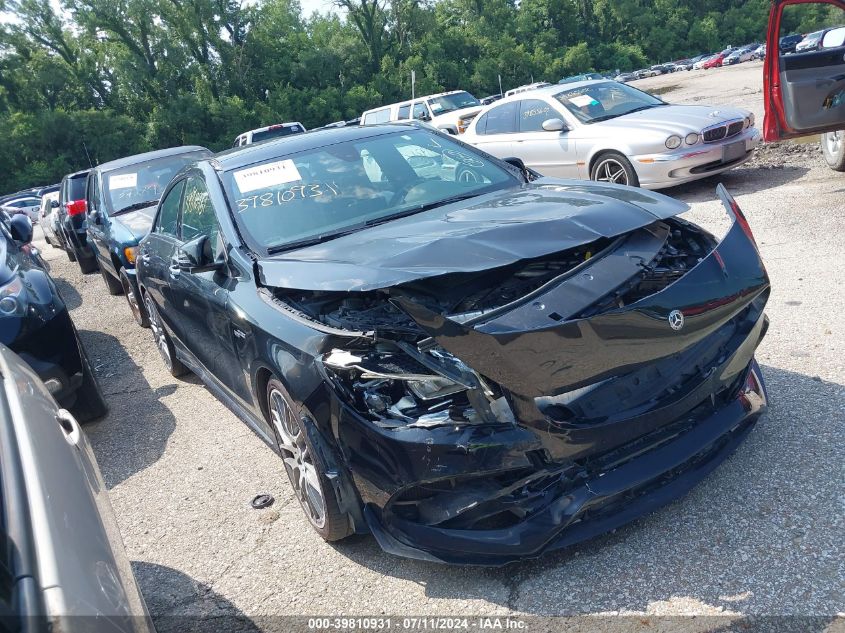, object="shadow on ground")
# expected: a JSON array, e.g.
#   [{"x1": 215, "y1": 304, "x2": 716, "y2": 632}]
[
  {"x1": 664, "y1": 164, "x2": 809, "y2": 203},
  {"x1": 132, "y1": 562, "x2": 260, "y2": 633},
  {"x1": 78, "y1": 329, "x2": 177, "y2": 489},
  {"x1": 330, "y1": 365, "x2": 844, "y2": 617}
]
